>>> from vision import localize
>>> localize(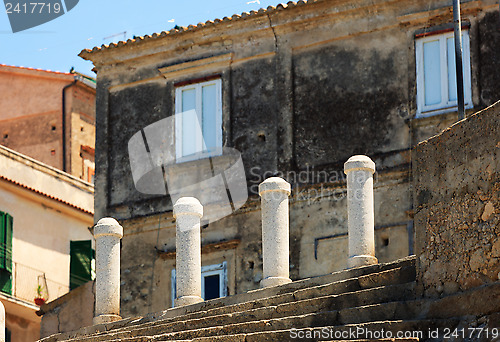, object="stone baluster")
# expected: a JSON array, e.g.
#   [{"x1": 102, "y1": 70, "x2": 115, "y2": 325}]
[
  {"x1": 173, "y1": 197, "x2": 204, "y2": 307},
  {"x1": 344, "y1": 155, "x2": 378, "y2": 268},
  {"x1": 259, "y1": 177, "x2": 292, "y2": 288},
  {"x1": 93, "y1": 218, "x2": 123, "y2": 325}
]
